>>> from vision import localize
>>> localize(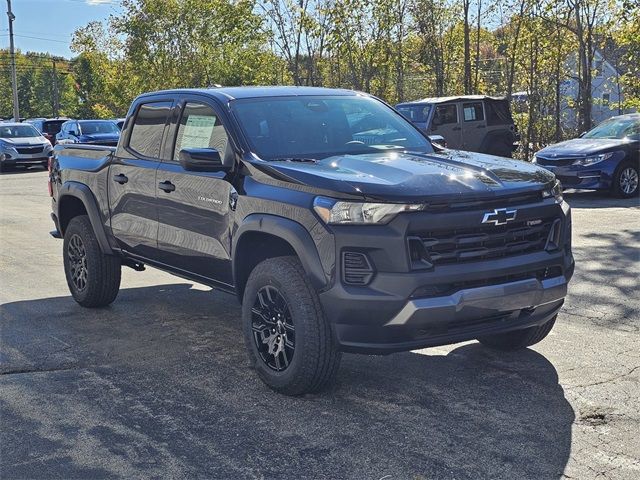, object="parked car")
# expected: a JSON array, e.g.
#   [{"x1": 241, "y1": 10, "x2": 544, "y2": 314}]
[
  {"x1": 56, "y1": 119, "x2": 120, "y2": 146},
  {"x1": 533, "y1": 113, "x2": 640, "y2": 197},
  {"x1": 396, "y1": 95, "x2": 519, "y2": 157},
  {"x1": 0, "y1": 122, "x2": 53, "y2": 171},
  {"x1": 26, "y1": 118, "x2": 69, "y2": 146},
  {"x1": 49, "y1": 87, "x2": 573, "y2": 395}
]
